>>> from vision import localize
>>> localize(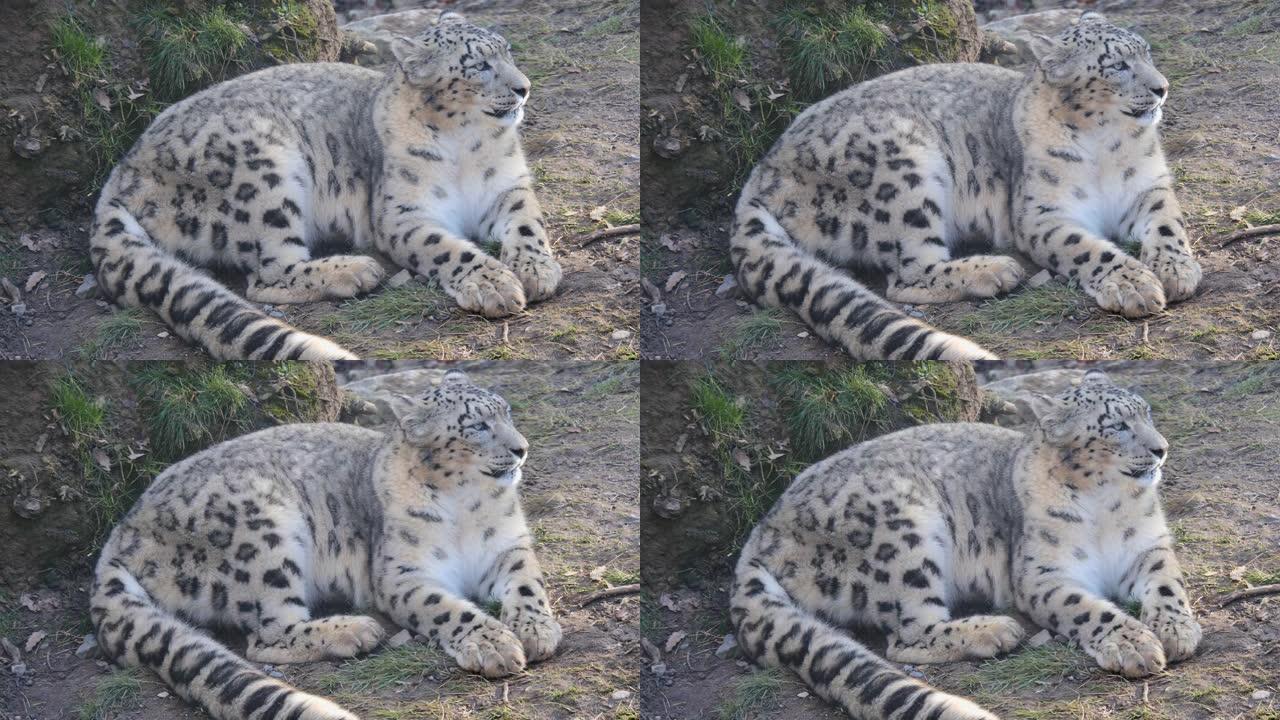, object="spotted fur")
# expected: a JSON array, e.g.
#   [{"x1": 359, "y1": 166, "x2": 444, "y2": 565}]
[
  {"x1": 729, "y1": 14, "x2": 1201, "y2": 360},
  {"x1": 90, "y1": 371, "x2": 561, "y2": 720},
  {"x1": 730, "y1": 370, "x2": 1200, "y2": 720},
  {"x1": 89, "y1": 13, "x2": 561, "y2": 360}
]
